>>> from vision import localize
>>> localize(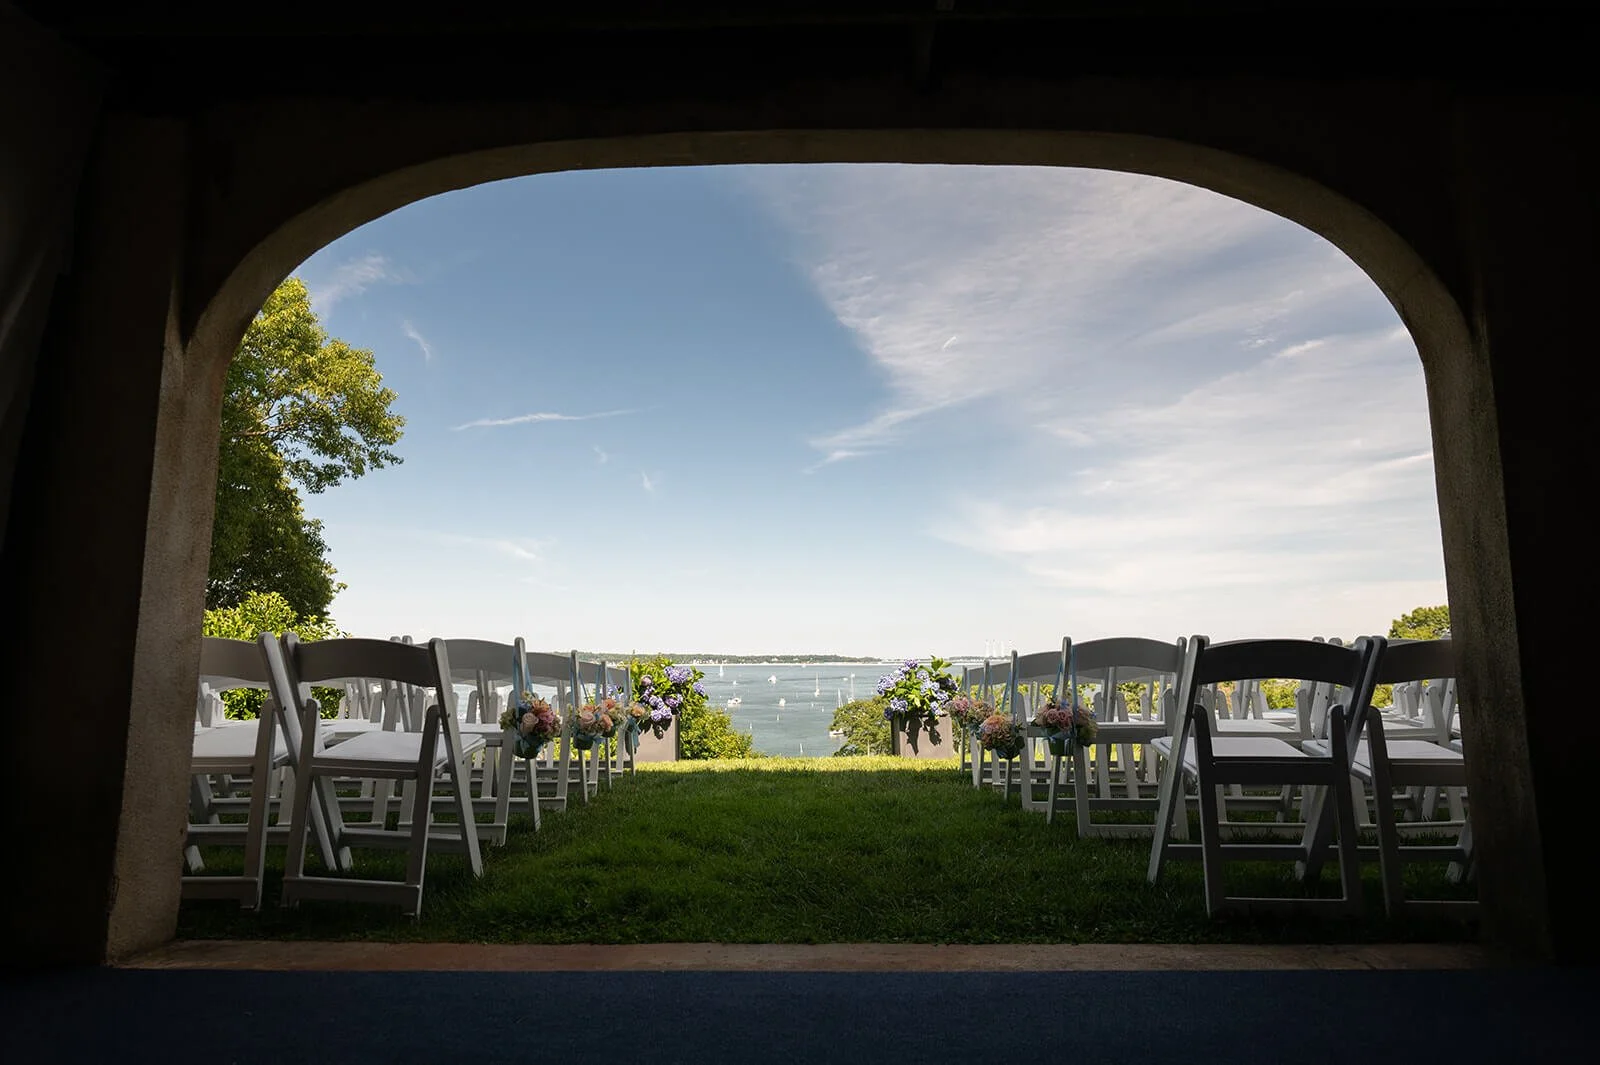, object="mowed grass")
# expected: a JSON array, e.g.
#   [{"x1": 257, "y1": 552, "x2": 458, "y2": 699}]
[{"x1": 176, "y1": 758, "x2": 1479, "y2": 944}]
